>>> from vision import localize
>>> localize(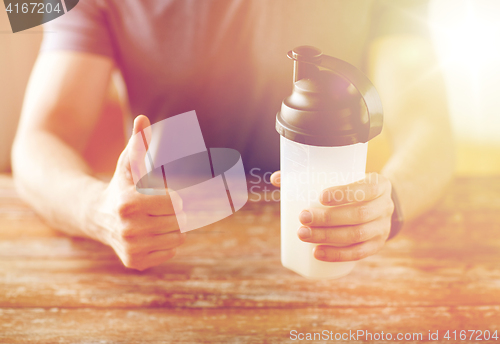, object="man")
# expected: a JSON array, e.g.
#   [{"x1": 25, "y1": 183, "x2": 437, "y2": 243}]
[{"x1": 12, "y1": 0, "x2": 454, "y2": 270}]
